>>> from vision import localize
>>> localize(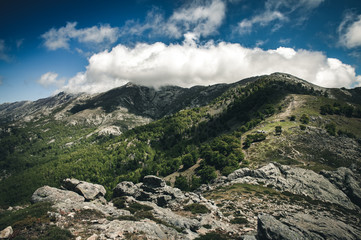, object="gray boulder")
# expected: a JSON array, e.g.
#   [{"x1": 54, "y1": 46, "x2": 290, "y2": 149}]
[
  {"x1": 113, "y1": 181, "x2": 140, "y2": 197},
  {"x1": 142, "y1": 175, "x2": 166, "y2": 188},
  {"x1": 63, "y1": 178, "x2": 106, "y2": 201},
  {"x1": 31, "y1": 186, "x2": 84, "y2": 203}
]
